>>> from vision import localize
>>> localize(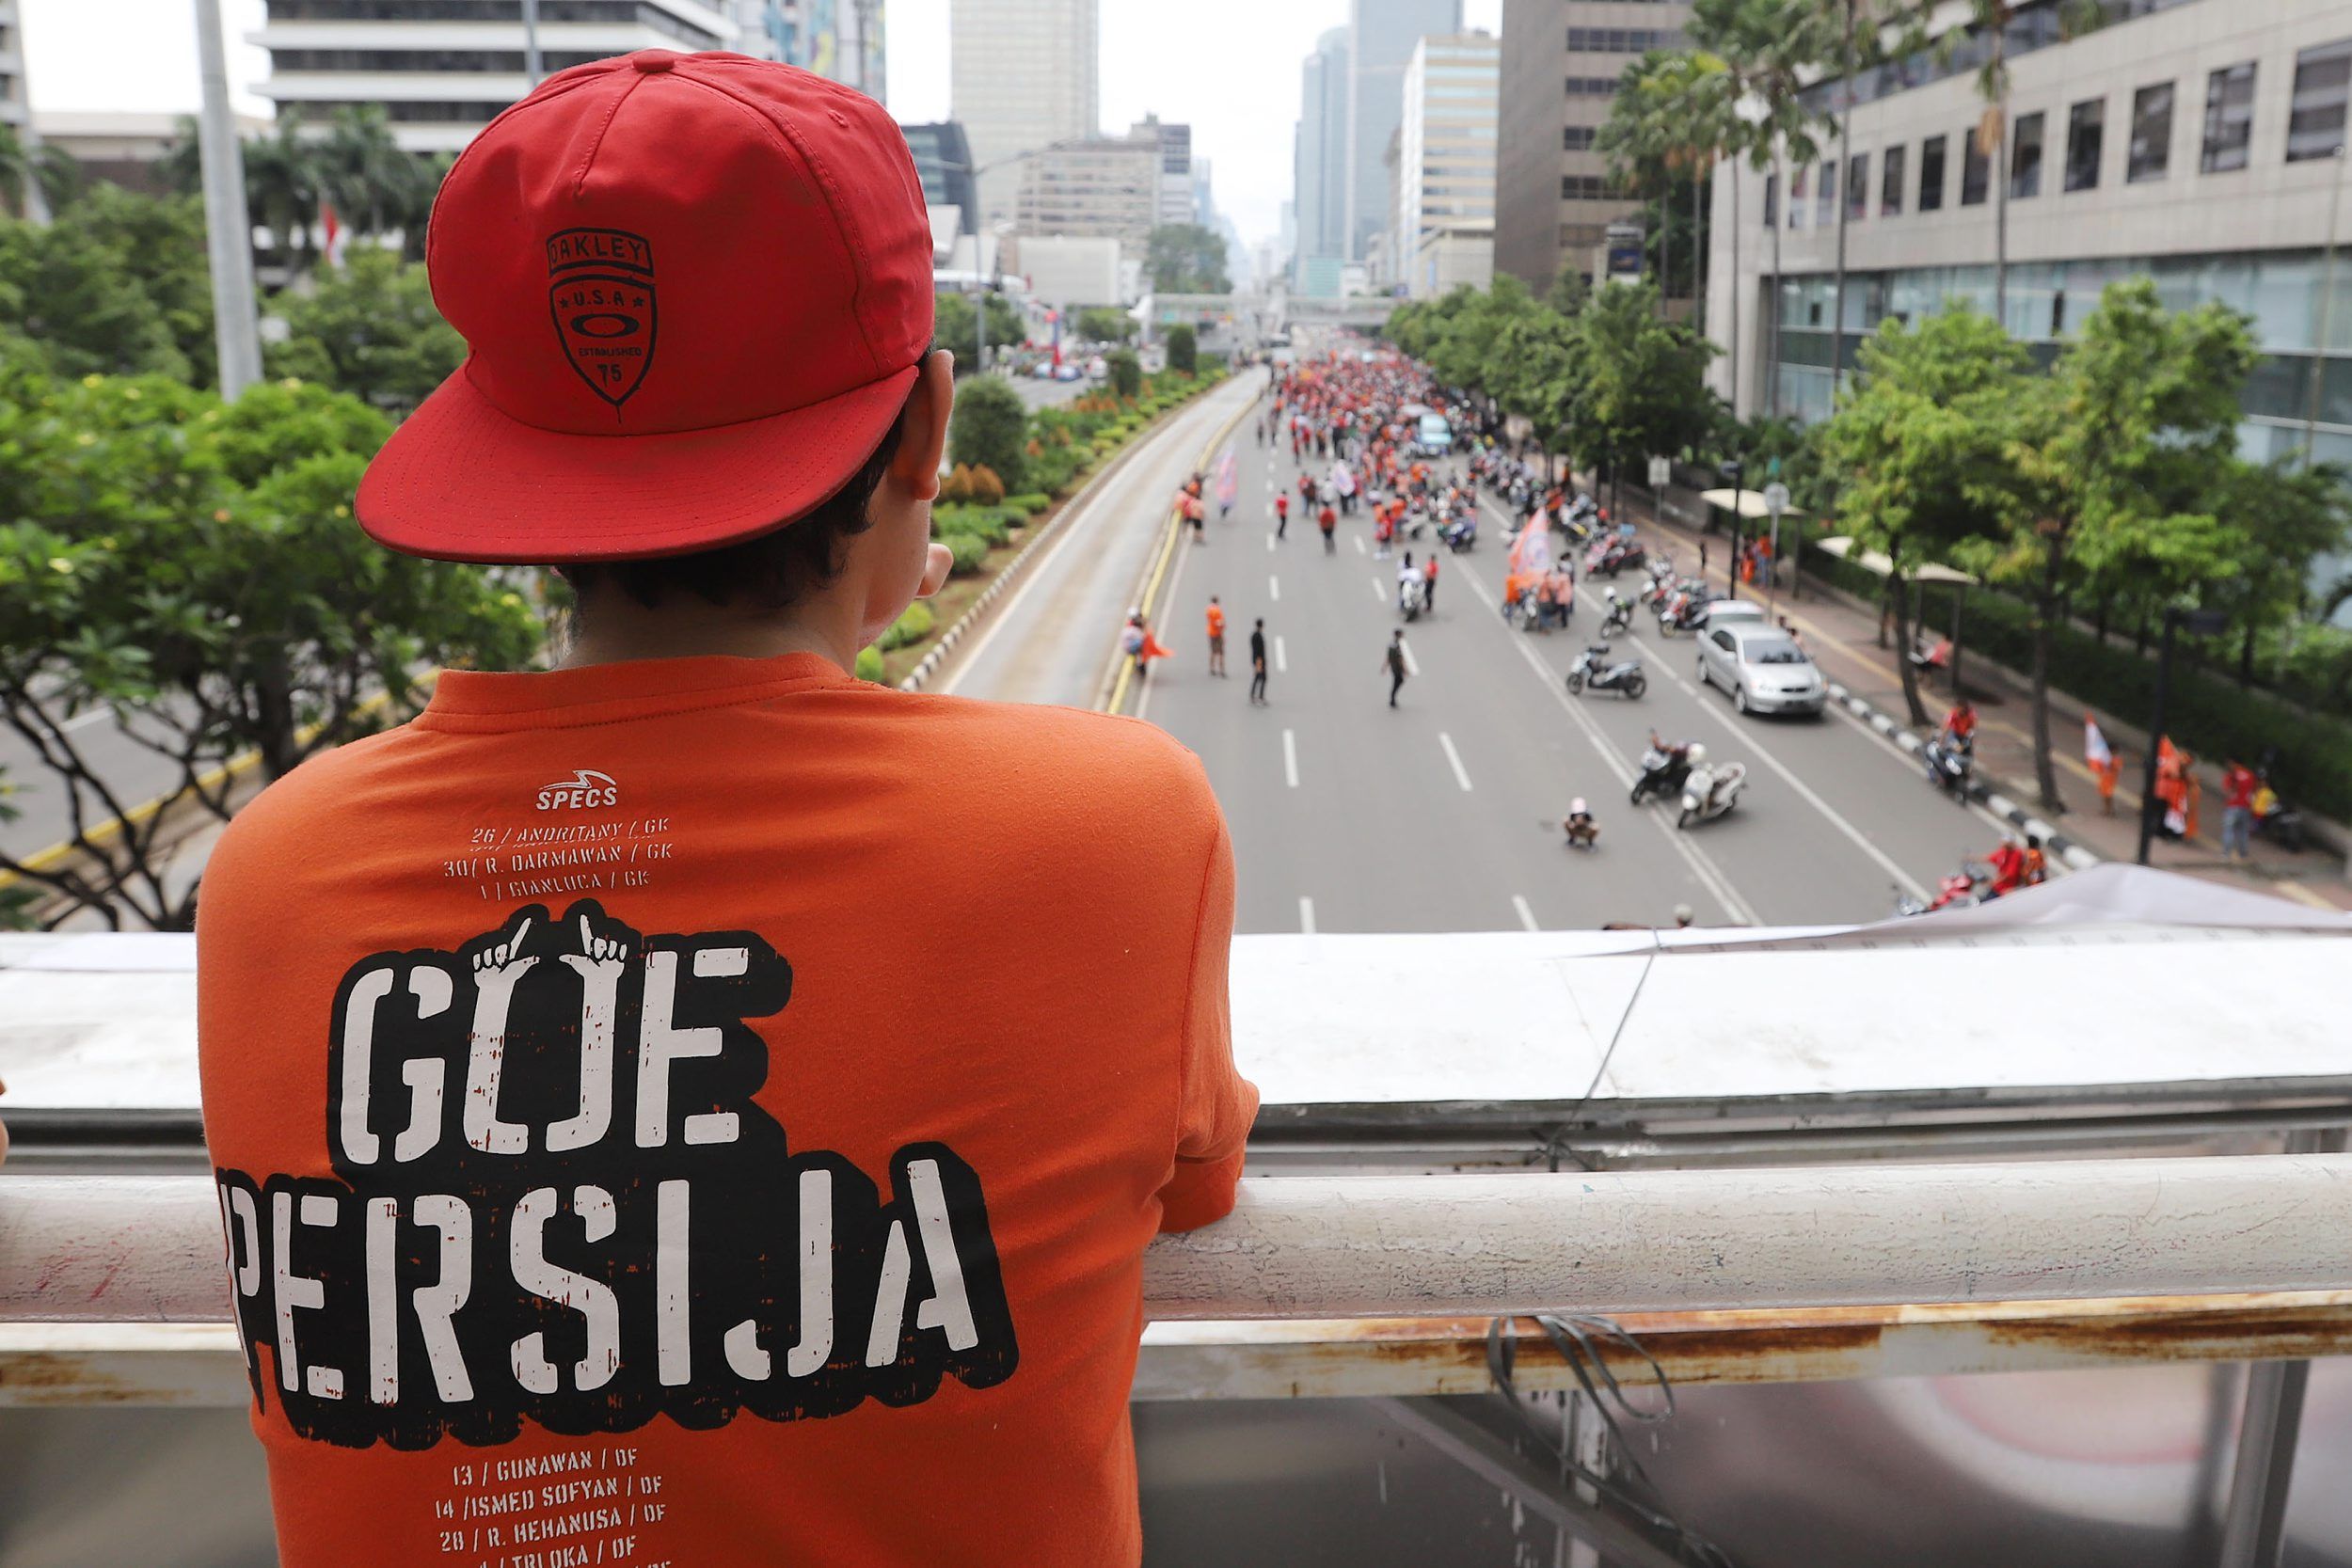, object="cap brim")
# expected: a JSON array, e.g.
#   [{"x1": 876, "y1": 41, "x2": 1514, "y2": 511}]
[{"x1": 356, "y1": 362, "x2": 923, "y2": 564}]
